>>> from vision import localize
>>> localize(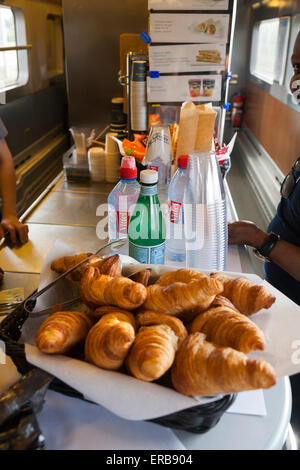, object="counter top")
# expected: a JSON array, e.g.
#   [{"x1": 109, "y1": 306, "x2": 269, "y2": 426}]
[{"x1": 0, "y1": 172, "x2": 292, "y2": 450}]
